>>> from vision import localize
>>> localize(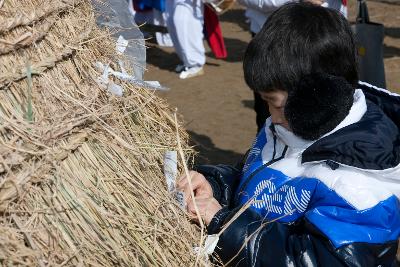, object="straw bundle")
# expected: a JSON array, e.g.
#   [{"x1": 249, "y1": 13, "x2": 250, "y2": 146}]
[{"x1": 0, "y1": 0, "x2": 208, "y2": 265}]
